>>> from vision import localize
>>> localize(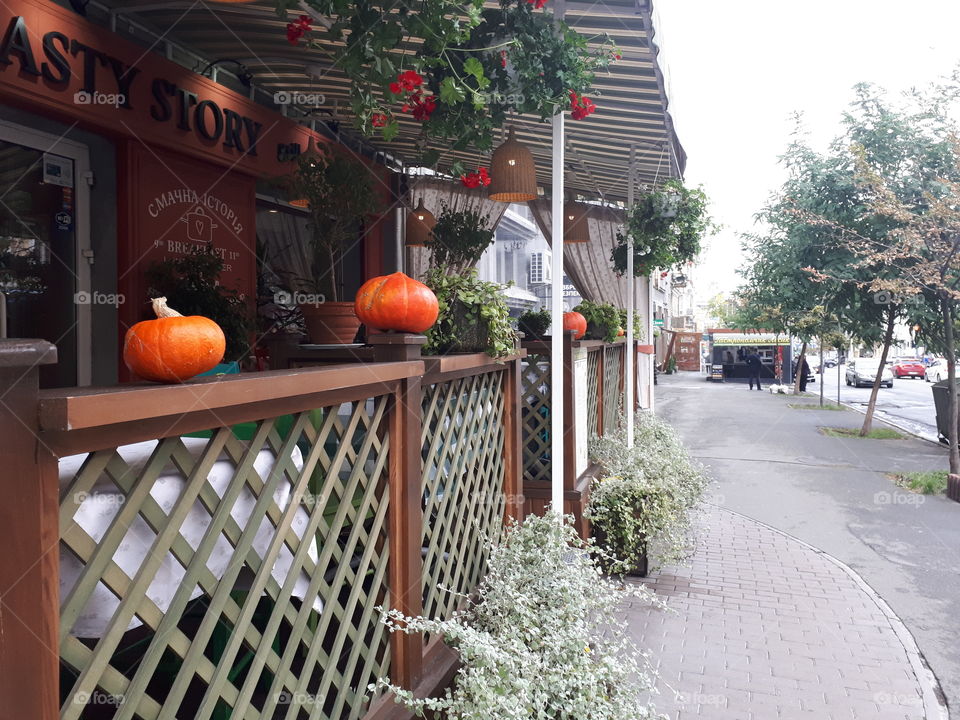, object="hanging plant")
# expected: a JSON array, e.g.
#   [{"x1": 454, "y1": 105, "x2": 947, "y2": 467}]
[
  {"x1": 612, "y1": 179, "x2": 716, "y2": 277},
  {"x1": 275, "y1": 0, "x2": 619, "y2": 153}
]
